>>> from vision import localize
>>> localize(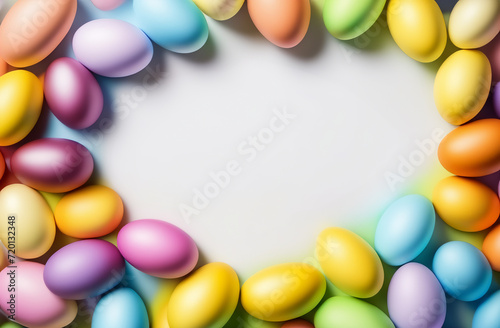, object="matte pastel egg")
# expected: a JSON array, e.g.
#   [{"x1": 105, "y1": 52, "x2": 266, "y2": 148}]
[
  {"x1": 44, "y1": 239, "x2": 125, "y2": 300},
  {"x1": 315, "y1": 296, "x2": 394, "y2": 328},
  {"x1": 91, "y1": 0, "x2": 126, "y2": 11},
  {"x1": 73, "y1": 19, "x2": 153, "y2": 77},
  {"x1": 316, "y1": 227, "x2": 384, "y2": 298},
  {"x1": 433, "y1": 241, "x2": 492, "y2": 301},
  {"x1": 92, "y1": 288, "x2": 149, "y2": 328},
  {"x1": 0, "y1": 184, "x2": 55, "y2": 259},
  {"x1": 241, "y1": 263, "x2": 326, "y2": 322},
  {"x1": 248, "y1": 0, "x2": 311, "y2": 48},
  {"x1": 438, "y1": 119, "x2": 500, "y2": 177},
  {"x1": 192, "y1": 0, "x2": 245, "y2": 21},
  {"x1": 117, "y1": 219, "x2": 198, "y2": 279},
  {"x1": 0, "y1": 151, "x2": 4, "y2": 180},
  {"x1": 281, "y1": 319, "x2": 315, "y2": 328},
  {"x1": 133, "y1": 0, "x2": 209, "y2": 54},
  {"x1": 323, "y1": 0, "x2": 386, "y2": 40},
  {"x1": 44, "y1": 57, "x2": 103, "y2": 129},
  {"x1": 434, "y1": 50, "x2": 492, "y2": 125},
  {"x1": 0, "y1": 0, "x2": 77, "y2": 67},
  {"x1": 168, "y1": 262, "x2": 239, "y2": 328},
  {"x1": 0, "y1": 262, "x2": 78, "y2": 328},
  {"x1": 388, "y1": 263, "x2": 446, "y2": 328},
  {"x1": 55, "y1": 185, "x2": 123, "y2": 238},
  {"x1": 387, "y1": 0, "x2": 447, "y2": 62},
  {"x1": 11, "y1": 138, "x2": 94, "y2": 193},
  {"x1": 472, "y1": 290, "x2": 500, "y2": 328},
  {"x1": 449, "y1": 0, "x2": 500, "y2": 49},
  {"x1": 482, "y1": 224, "x2": 500, "y2": 271},
  {"x1": 433, "y1": 176, "x2": 499, "y2": 232},
  {"x1": 0, "y1": 70, "x2": 43, "y2": 146}
]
